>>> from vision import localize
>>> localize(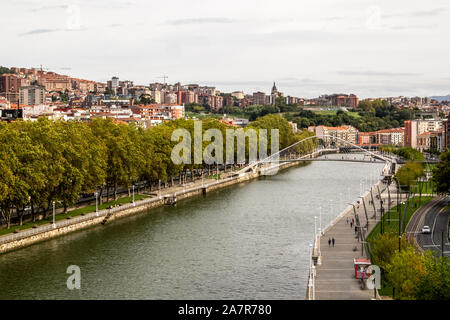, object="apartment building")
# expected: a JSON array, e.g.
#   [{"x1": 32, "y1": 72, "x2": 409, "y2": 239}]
[
  {"x1": 376, "y1": 129, "x2": 404, "y2": 146},
  {"x1": 404, "y1": 119, "x2": 443, "y2": 148},
  {"x1": 310, "y1": 125, "x2": 359, "y2": 146},
  {"x1": 19, "y1": 85, "x2": 45, "y2": 106}
]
